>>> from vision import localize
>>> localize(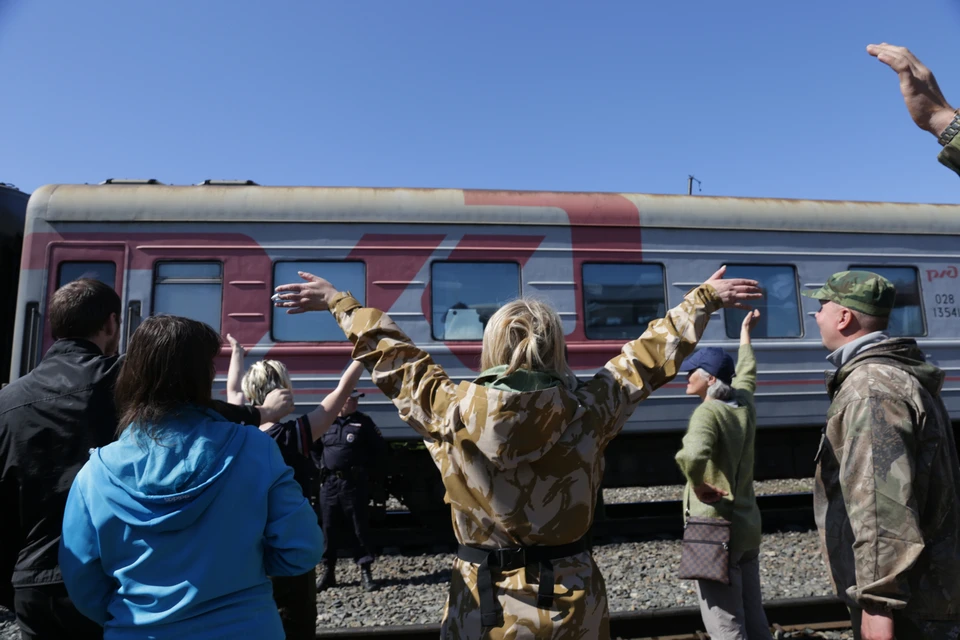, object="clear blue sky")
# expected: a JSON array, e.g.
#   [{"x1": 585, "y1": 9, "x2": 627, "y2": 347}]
[{"x1": 1, "y1": 0, "x2": 959, "y2": 203}]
